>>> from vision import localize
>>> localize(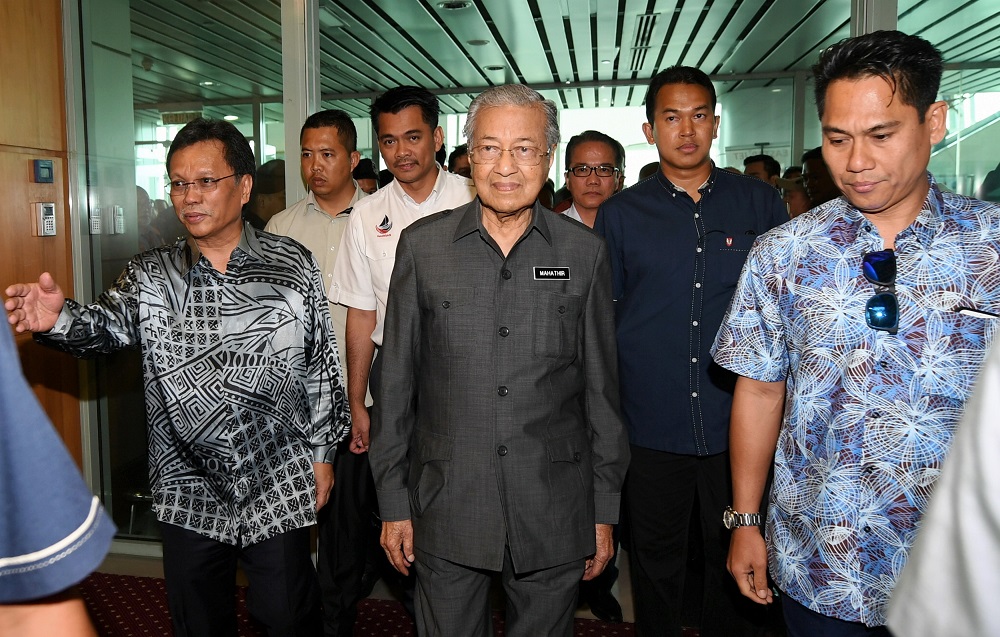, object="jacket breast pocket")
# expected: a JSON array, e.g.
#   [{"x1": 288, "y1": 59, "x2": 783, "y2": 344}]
[
  {"x1": 532, "y1": 292, "x2": 583, "y2": 359},
  {"x1": 420, "y1": 287, "x2": 479, "y2": 357},
  {"x1": 704, "y1": 232, "x2": 756, "y2": 287}
]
